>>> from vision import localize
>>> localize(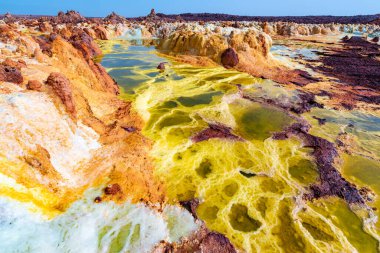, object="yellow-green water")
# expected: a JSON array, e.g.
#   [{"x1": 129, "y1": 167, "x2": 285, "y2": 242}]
[{"x1": 99, "y1": 40, "x2": 380, "y2": 252}]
